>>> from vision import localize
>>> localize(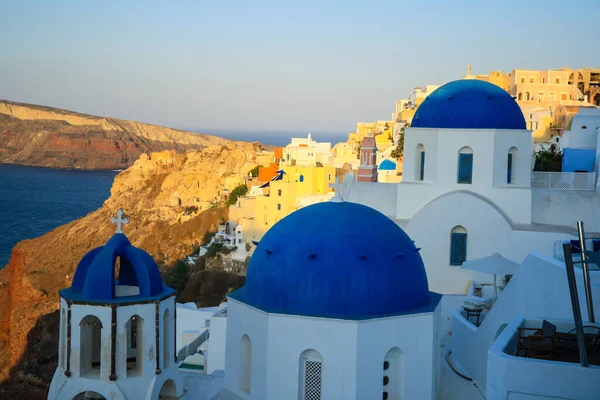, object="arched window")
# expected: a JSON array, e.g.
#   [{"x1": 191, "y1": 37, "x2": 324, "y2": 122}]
[
  {"x1": 163, "y1": 309, "x2": 172, "y2": 369},
  {"x1": 525, "y1": 91, "x2": 530, "y2": 101},
  {"x1": 299, "y1": 349, "x2": 323, "y2": 400},
  {"x1": 240, "y1": 335, "x2": 252, "y2": 393},
  {"x1": 549, "y1": 92, "x2": 555, "y2": 101},
  {"x1": 79, "y1": 315, "x2": 102, "y2": 378},
  {"x1": 517, "y1": 92, "x2": 523, "y2": 101},
  {"x1": 457, "y1": 147, "x2": 473, "y2": 184},
  {"x1": 126, "y1": 315, "x2": 144, "y2": 376},
  {"x1": 415, "y1": 144, "x2": 425, "y2": 181},
  {"x1": 60, "y1": 308, "x2": 67, "y2": 370},
  {"x1": 450, "y1": 226, "x2": 468, "y2": 266},
  {"x1": 507, "y1": 147, "x2": 518, "y2": 184},
  {"x1": 383, "y1": 348, "x2": 405, "y2": 400},
  {"x1": 299, "y1": 175, "x2": 304, "y2": 183}
]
